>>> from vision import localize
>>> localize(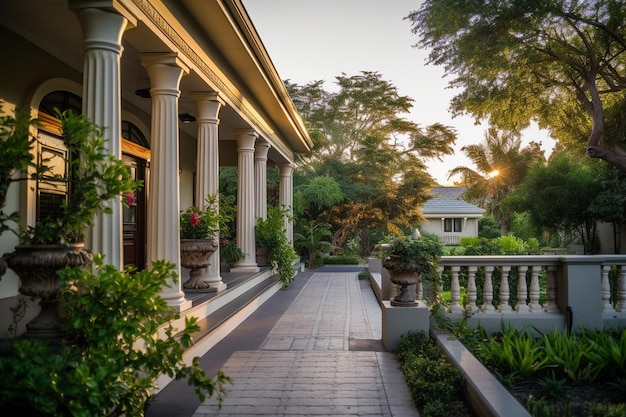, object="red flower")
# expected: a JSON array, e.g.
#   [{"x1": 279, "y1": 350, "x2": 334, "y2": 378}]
[
  {"x1": 189, "y1": 212, "x2": 199, "y2": 226},
  {"x1": 125, "y1": 191, "x2": 136, "y2": 206}
]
